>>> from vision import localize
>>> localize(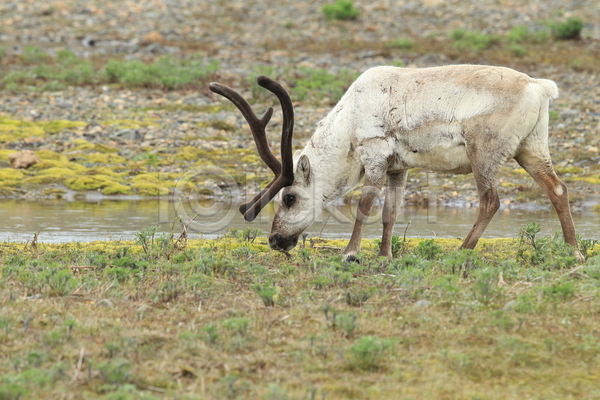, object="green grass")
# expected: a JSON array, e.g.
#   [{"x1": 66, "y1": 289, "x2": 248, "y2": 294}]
[
  {"x1": 322, "y1": 0, "x2": 359, "y2": 21},
  {"x1": 385, "y1": 38, "x2": 415, "y2": 50},
  {"x1": 0, "y1": 49, "x2": 220, "y2": 91},
  {"x1": 549, "y1": 17, "x2": 584, "y2": 40},
  {"x1": 0, "y1": 226, "x2": 599, "y2": 399},
  {"x1": 450, "y1": 28, "x2": 501, "y2": 52}
]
